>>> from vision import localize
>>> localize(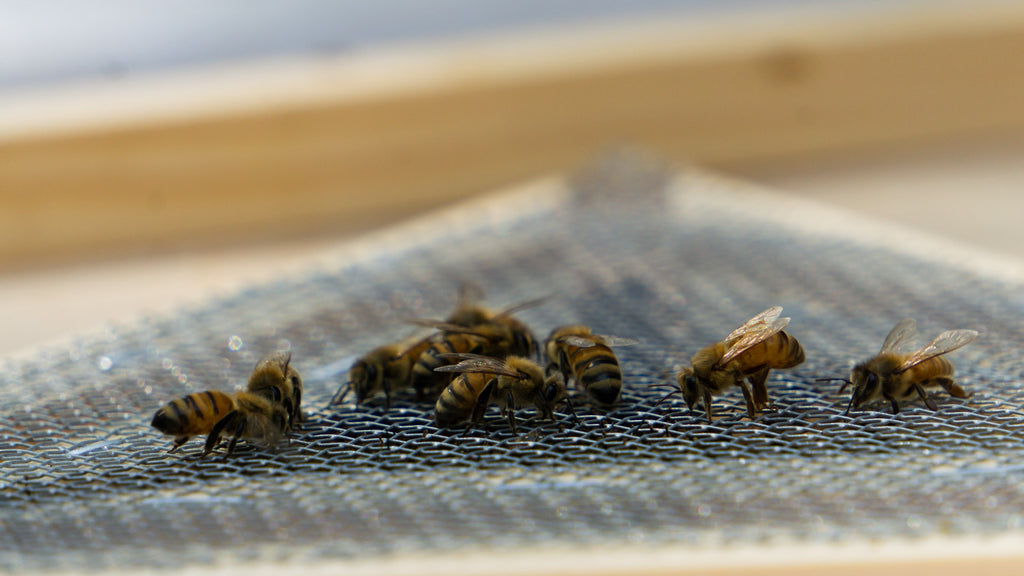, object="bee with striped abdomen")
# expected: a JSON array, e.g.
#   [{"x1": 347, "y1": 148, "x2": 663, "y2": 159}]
[
  {"x1": 332, "y1": 335, "x2": 434, "y2": 410},
  {"x1": 151, "y1": 390, "x2": 236, "y2": 452},
  {"x1": 150, "y1": 390, "x2": 287, "y2": 457},
  {"x1": 407, "y1": 297, "x2": 542, "y2": 402},
  {"x1": 545, "y1": 325, "x2": 637, "y2": 407},
  {"x1": 669, "y1": 306, "x2": 805, "y2": 421},
  {"x1": 433, "y1": 353, "x2": 571, "y2": 433},
  {"x1": 837, "y1": 318, "x2": 977, "y2": 414}
]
